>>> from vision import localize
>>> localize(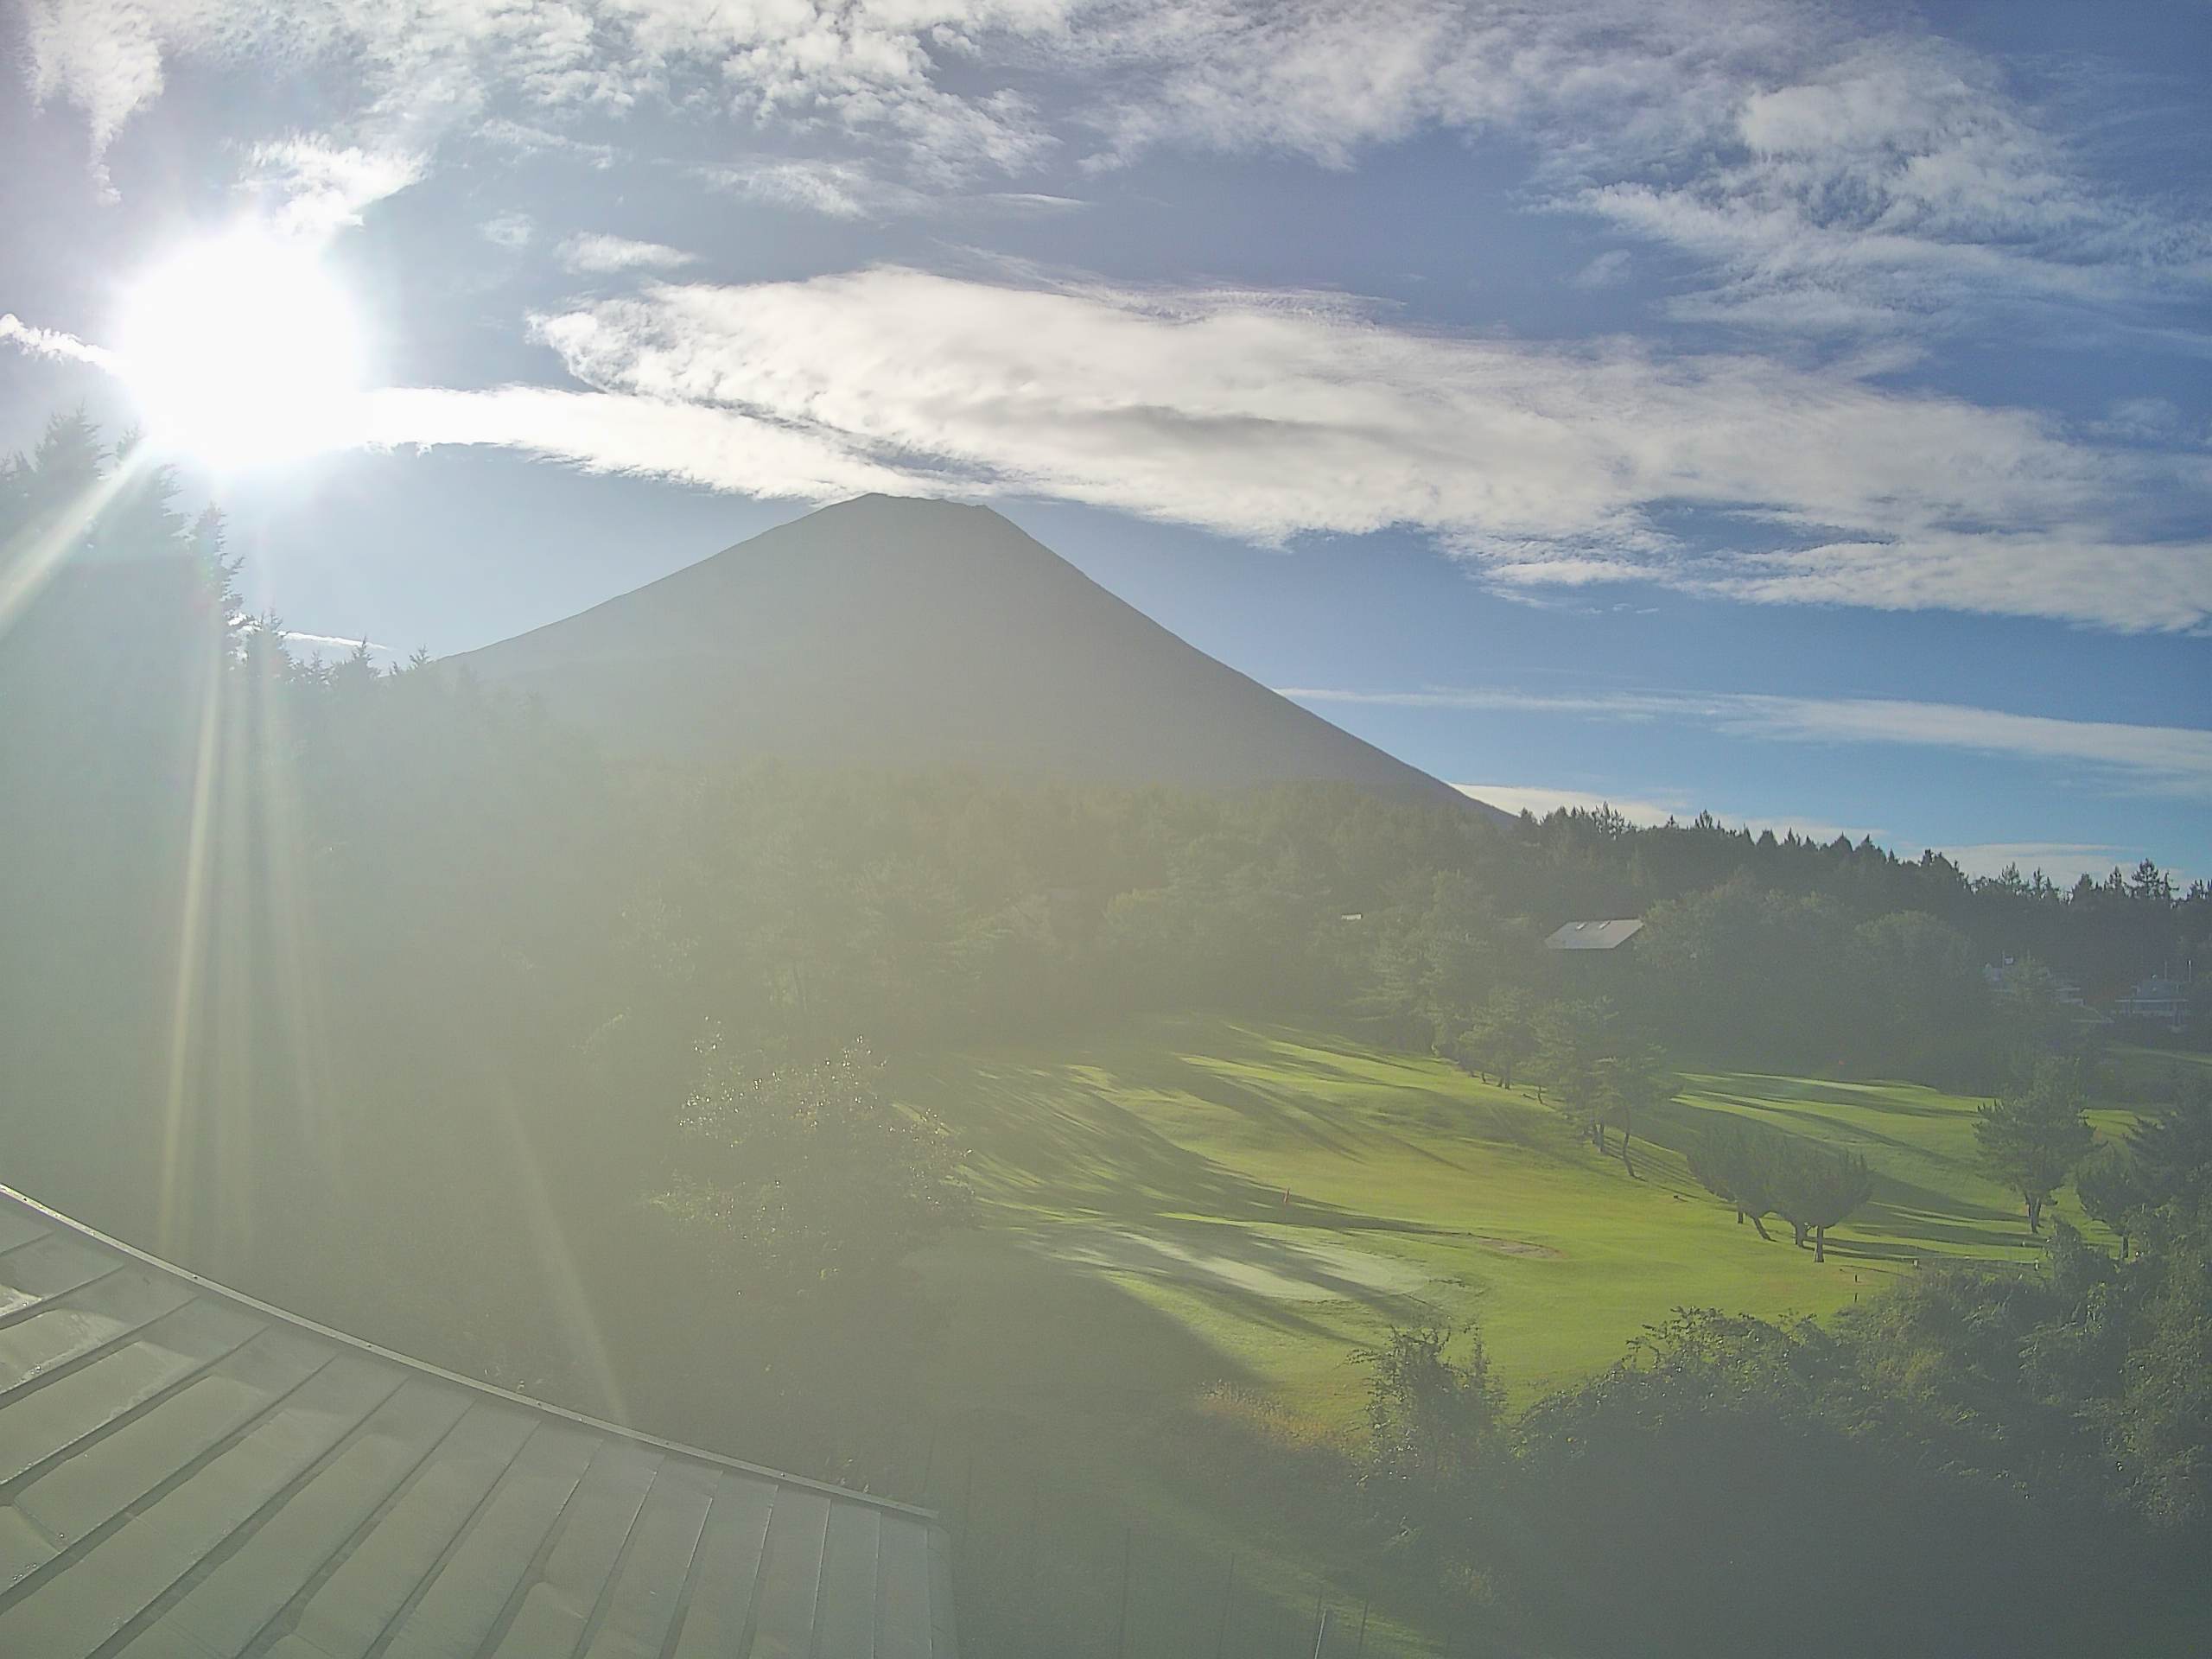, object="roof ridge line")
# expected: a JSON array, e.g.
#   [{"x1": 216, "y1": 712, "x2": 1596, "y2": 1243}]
[{"x1": 0, "y1": 1185, "x2": 943, "y2": 1526}]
